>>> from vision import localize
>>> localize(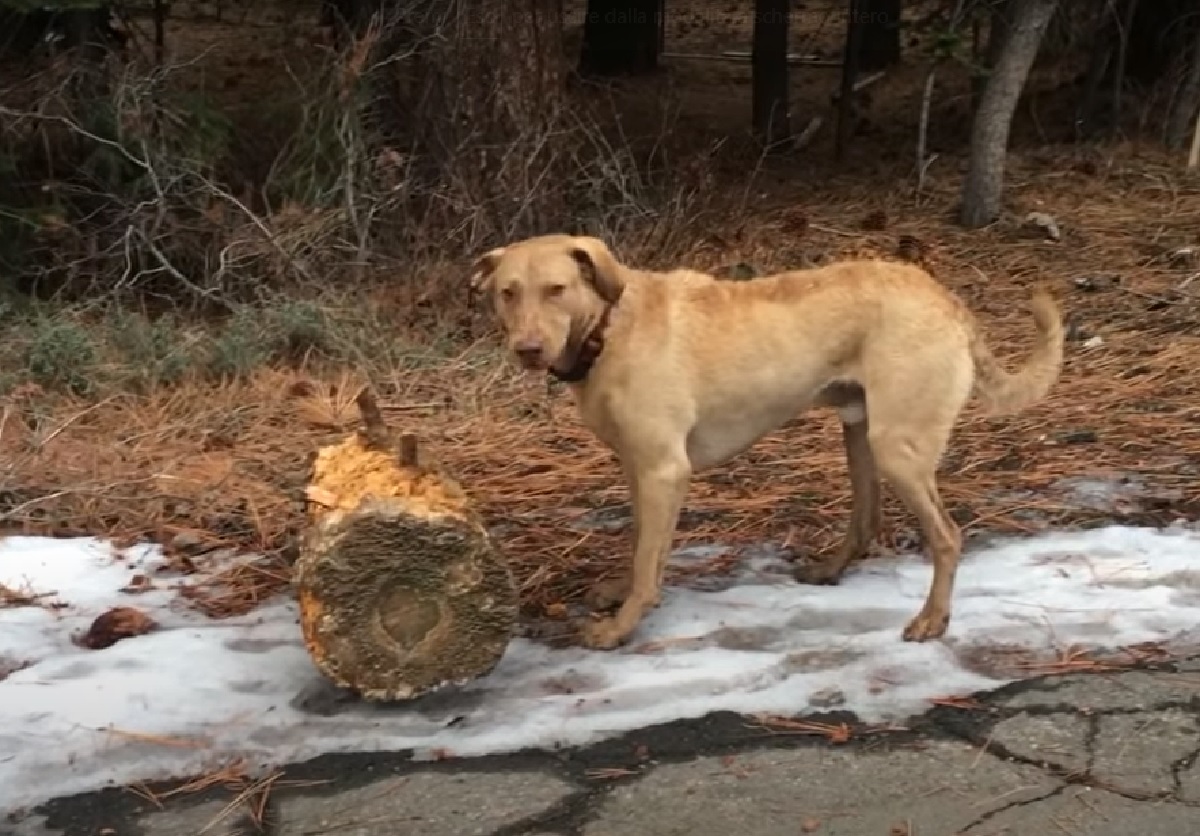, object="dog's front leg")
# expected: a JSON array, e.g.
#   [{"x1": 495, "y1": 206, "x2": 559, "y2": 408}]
[
  {"x1": 581, "y1": 458, "x2": 690, "y2": 650},
  {"x1": 583, "y1": 458, "x2": 643, "y2": 611}
]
